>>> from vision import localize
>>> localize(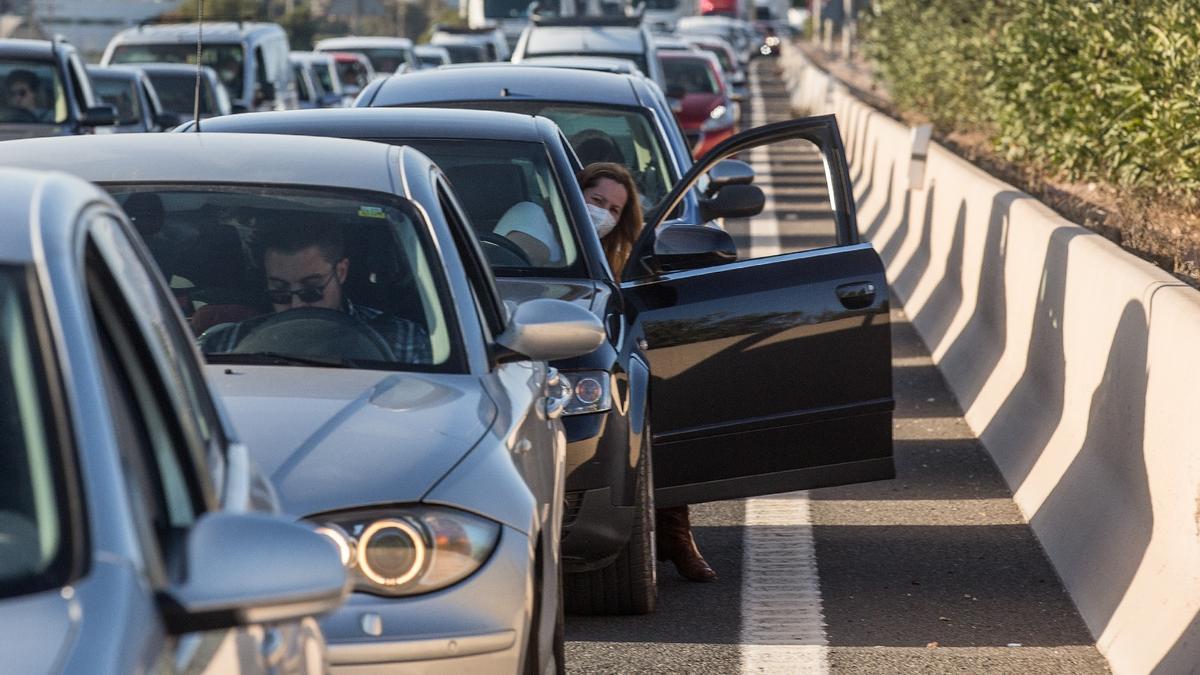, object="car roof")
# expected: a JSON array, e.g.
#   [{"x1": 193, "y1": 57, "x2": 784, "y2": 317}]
[
  {"x1": 290, "y1": 50, "x2": 332, "y2": 62},
  {"x1": 190, "y1": 107, "x2": 547, "y2": 143},
  {"x1": 316, "y1": 36, "x2": 414, "y2": 49},
  {"x1": 85, "y1": 64, "x2": 141, "y2": 81},
  {"x1": 370, "y1": 65, "x2": 642, "y2": 108},
  {"x1": 109, "y1": 22, "x2": 284, "y2": 44},
  {"x1": 0, "y1": 133, "x2": 401, "y2": 194},
  {"x1": 0, "y1": 38, "x2": 55, "y2": 59},
  {"x1": 524, "y1": 25, "x2": 645, "y2": 55},
  {"x1": 137, "y1": 62, "x2": 216, "y2": 76}
]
